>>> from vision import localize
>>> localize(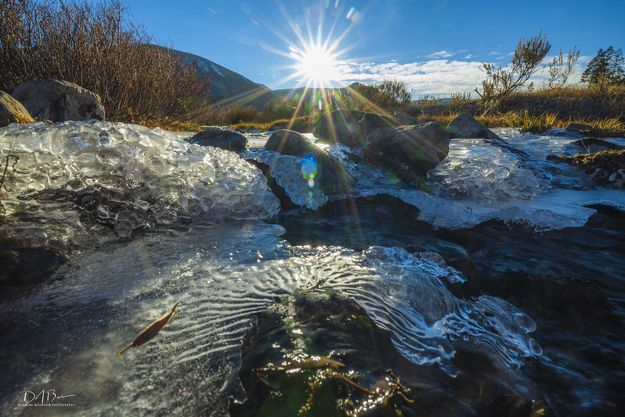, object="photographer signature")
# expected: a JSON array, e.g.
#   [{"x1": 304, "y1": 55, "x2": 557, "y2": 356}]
[{"x1": 19, "y1": 389, "x2": 76, "y2": 407}]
